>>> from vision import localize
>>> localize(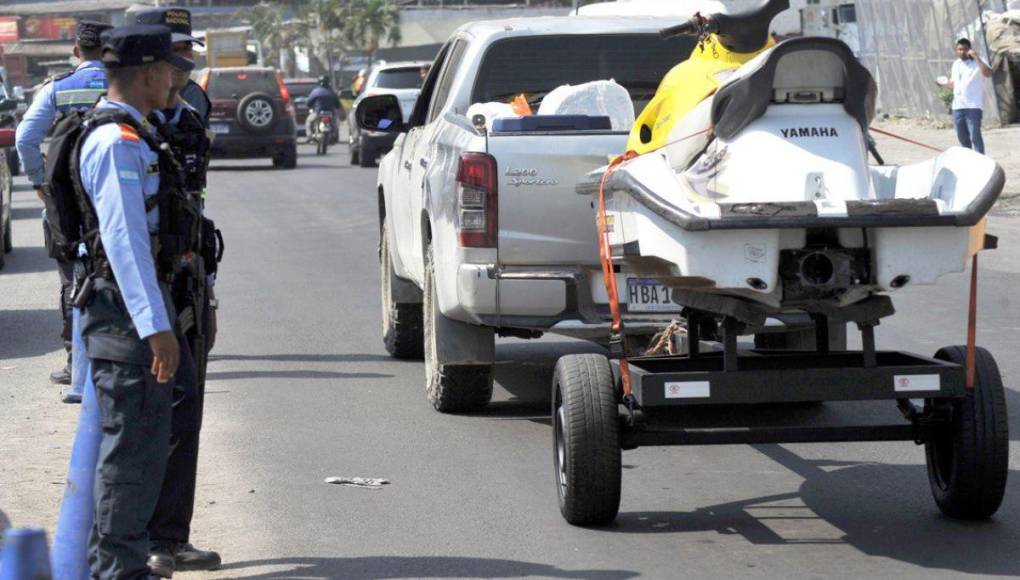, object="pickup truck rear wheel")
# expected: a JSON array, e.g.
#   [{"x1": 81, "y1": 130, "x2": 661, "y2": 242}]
[
  {"x1": 381, "y1": 223, "x2": 423, "y2": 359},
  {"x1": 423, "y1": 244, "x2": 493, "y2": 413}
]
